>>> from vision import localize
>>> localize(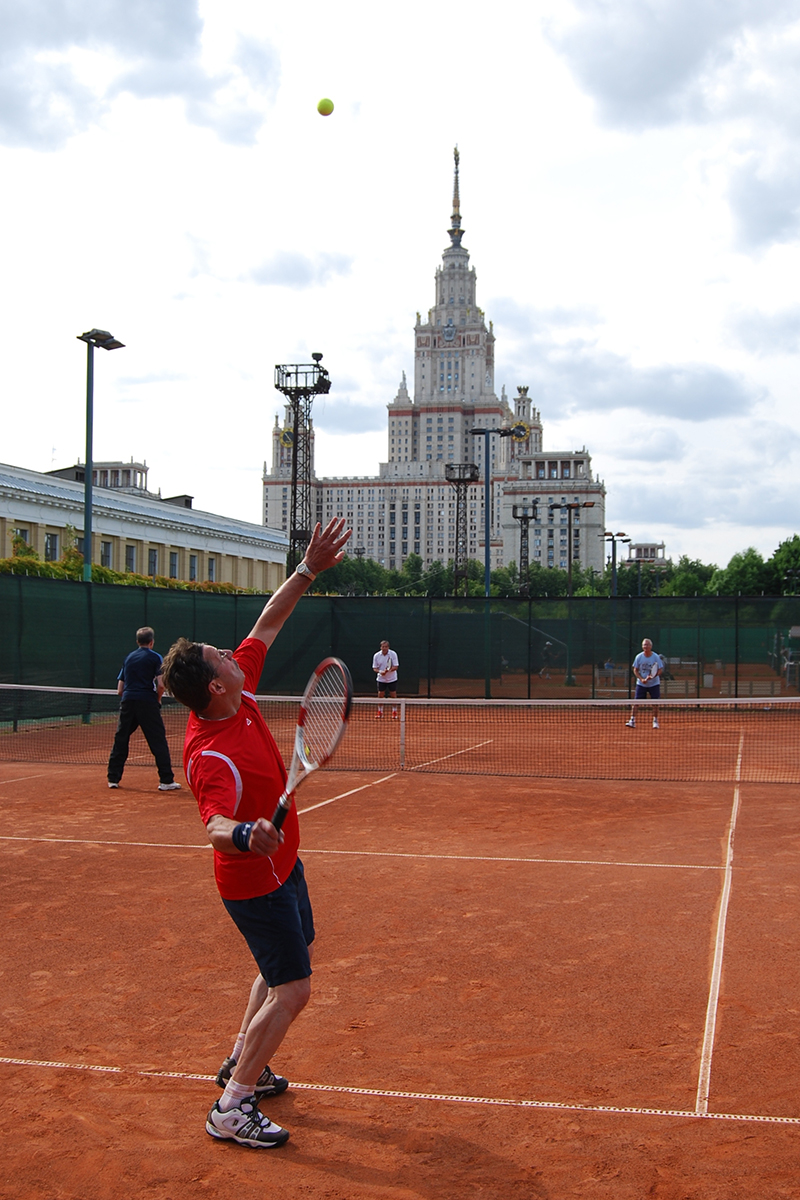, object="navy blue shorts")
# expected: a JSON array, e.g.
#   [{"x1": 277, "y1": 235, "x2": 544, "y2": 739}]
[
  {"x1": 376, "y1": 681, "x2": 396, "y2": 696},
  {"x1": 222, "y1": 858, "x2": 315, "y2": 987},
  {"x1": 634, "y1": 684, "x2": 660, "y2": 700}
]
